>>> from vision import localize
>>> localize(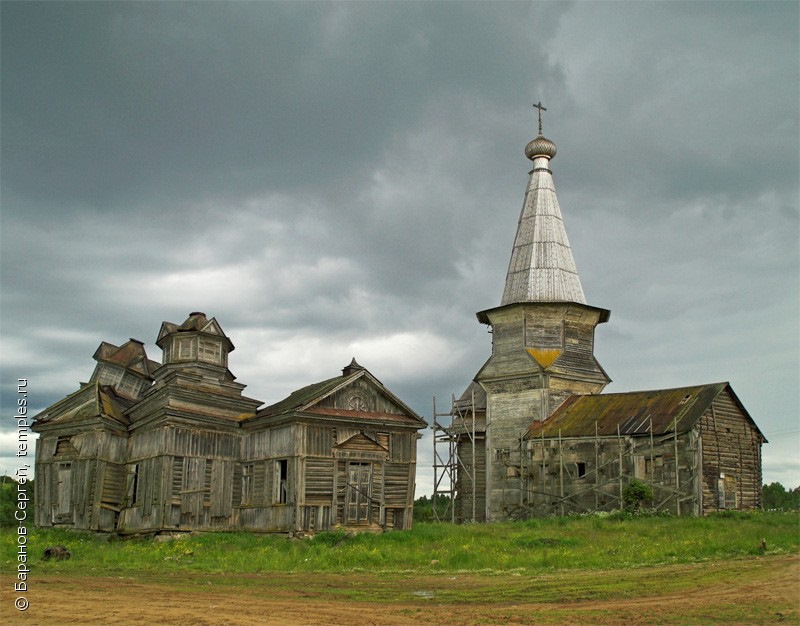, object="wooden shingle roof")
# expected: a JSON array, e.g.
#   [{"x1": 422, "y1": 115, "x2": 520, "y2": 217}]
[{"x1": 501, "y1": 128, "x2": 586, "y2": 306}]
